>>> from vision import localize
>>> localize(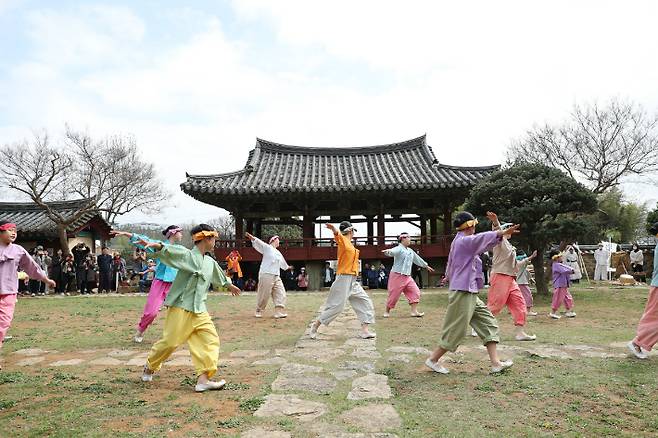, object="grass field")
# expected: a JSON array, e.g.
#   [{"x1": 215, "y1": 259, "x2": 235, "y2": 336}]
[{"x1": 0, "y1": 285, "x2": 656, "y2": 437}]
